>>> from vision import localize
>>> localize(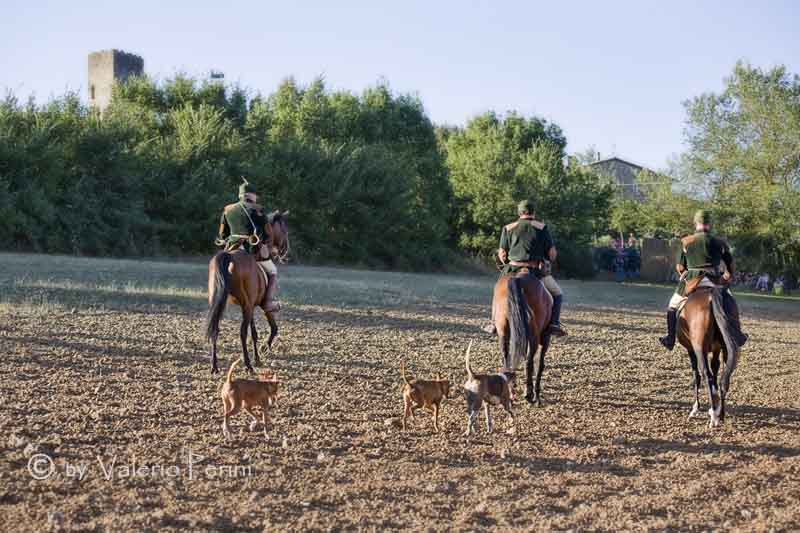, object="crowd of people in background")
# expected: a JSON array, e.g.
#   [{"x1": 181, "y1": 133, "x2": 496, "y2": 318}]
[
  {"x1": 593, "y1": 233, "x2": 641, "y2": 280},
  {"x1": 731, "y1": 271, "x2": 794, "y2": 295},
  {"x1": 592, "y1": 234, "x2": 793, "y2": 296}
]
